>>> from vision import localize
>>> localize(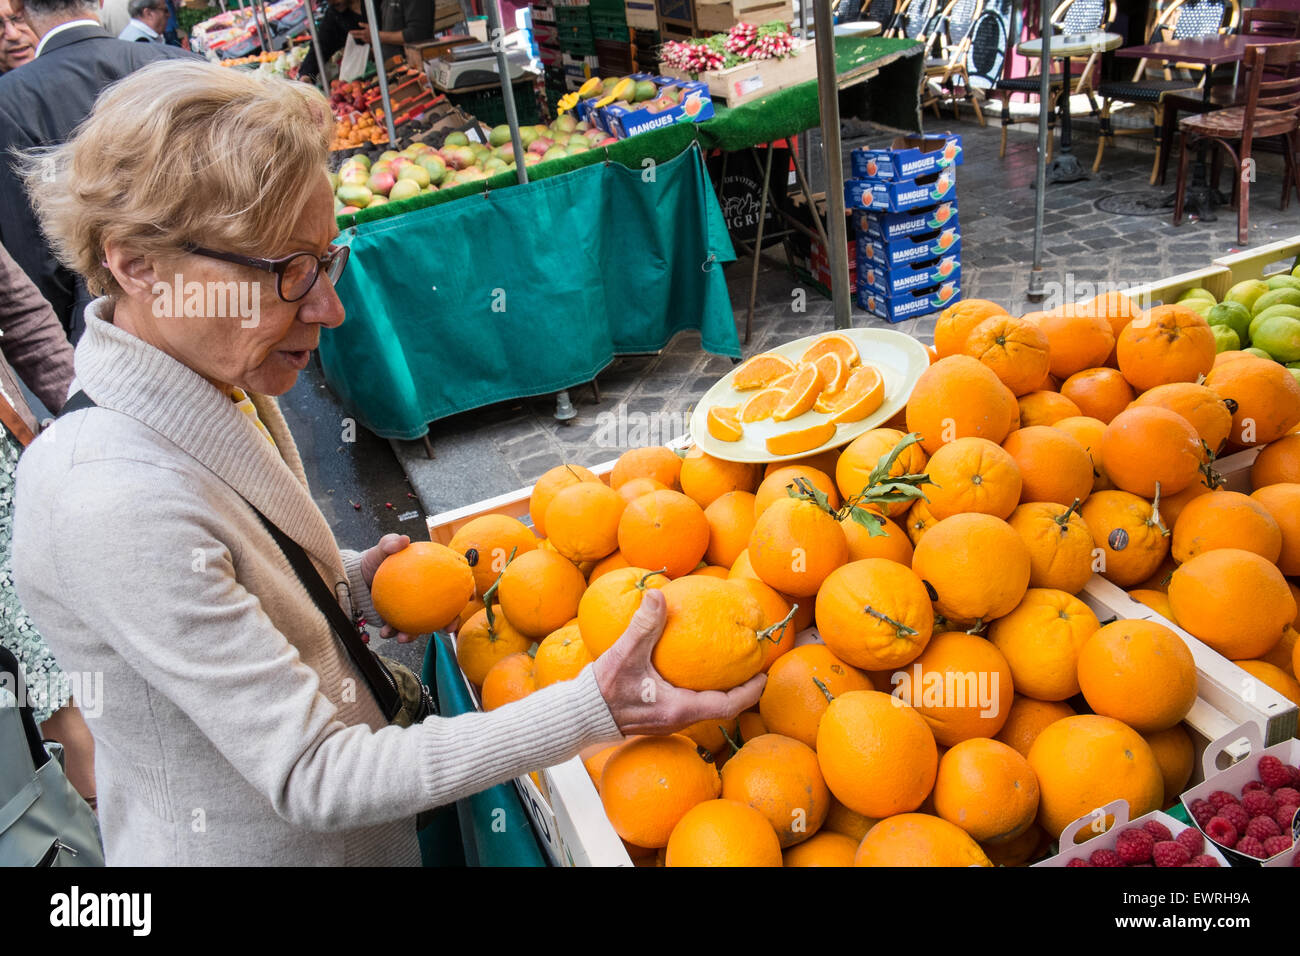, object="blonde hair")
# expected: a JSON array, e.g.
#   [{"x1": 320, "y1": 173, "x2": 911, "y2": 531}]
[{"x1": 20, "y1": 59, "x2": 333, "y2": 298}]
